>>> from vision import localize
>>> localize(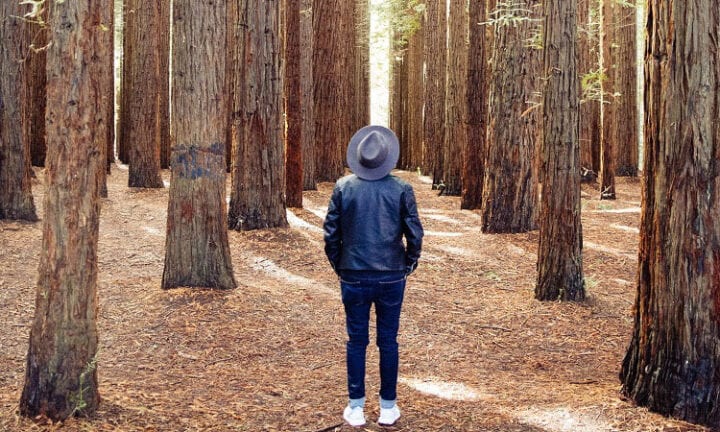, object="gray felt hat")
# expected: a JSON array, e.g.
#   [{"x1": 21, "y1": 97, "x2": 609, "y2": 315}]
[{"x1": 346, "y1": 125, "x2": 400, "y2": 181}]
